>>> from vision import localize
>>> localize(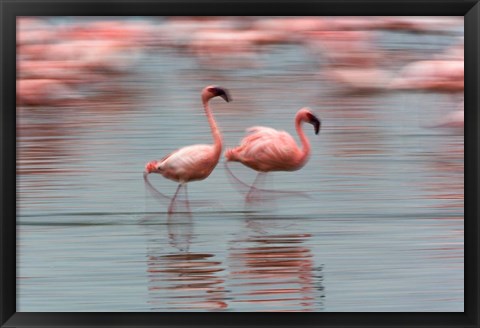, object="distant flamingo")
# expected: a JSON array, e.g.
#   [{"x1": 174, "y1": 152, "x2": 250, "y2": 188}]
[
  {"x1": 432, "y1": 101, "x2": 464, "y2": 130},
  {"x1": 436, "y1": 110, "x2": 464, "y2": 129},
  {"x1": 17, "y1": 79, "x2": 82, "y2": 106},
  {"x1": 144, "y1": 86, "x2": 231, "y2": 213},
  {"x1": 389, "y1": 60, "x2": 464, "y2": 92},
  {"x1": 225, "y1": 107, "x2": 320, "y2": 201}
]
